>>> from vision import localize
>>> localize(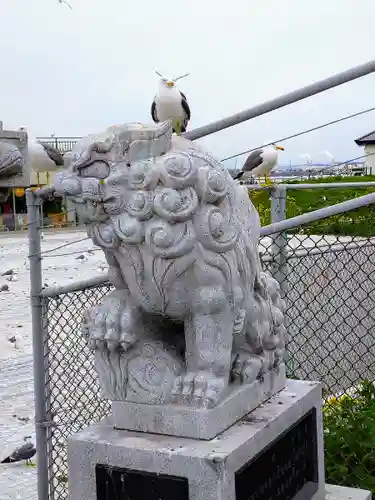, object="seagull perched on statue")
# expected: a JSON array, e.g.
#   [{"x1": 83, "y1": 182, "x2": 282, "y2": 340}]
[
  {"x1": 19, "y1": 128, "x2": 64, "y2": 173},
  {"x1": 151, "y1": 71, "x2": 191, "y2": 135},
  {"x1": 234, "y1": 143, "x2": 285, "y2": 185}
]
